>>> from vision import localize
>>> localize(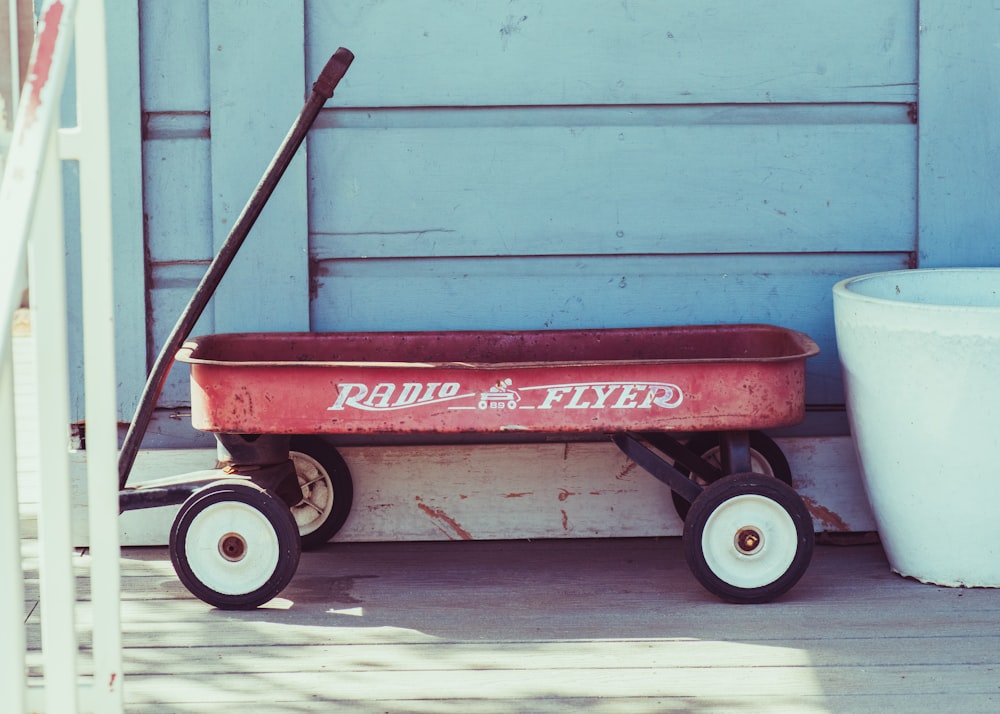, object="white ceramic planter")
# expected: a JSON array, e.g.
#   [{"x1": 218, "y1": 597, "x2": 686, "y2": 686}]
[{"x1": 833, "y1": 268, "x2": 1000, "y2": 587}]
